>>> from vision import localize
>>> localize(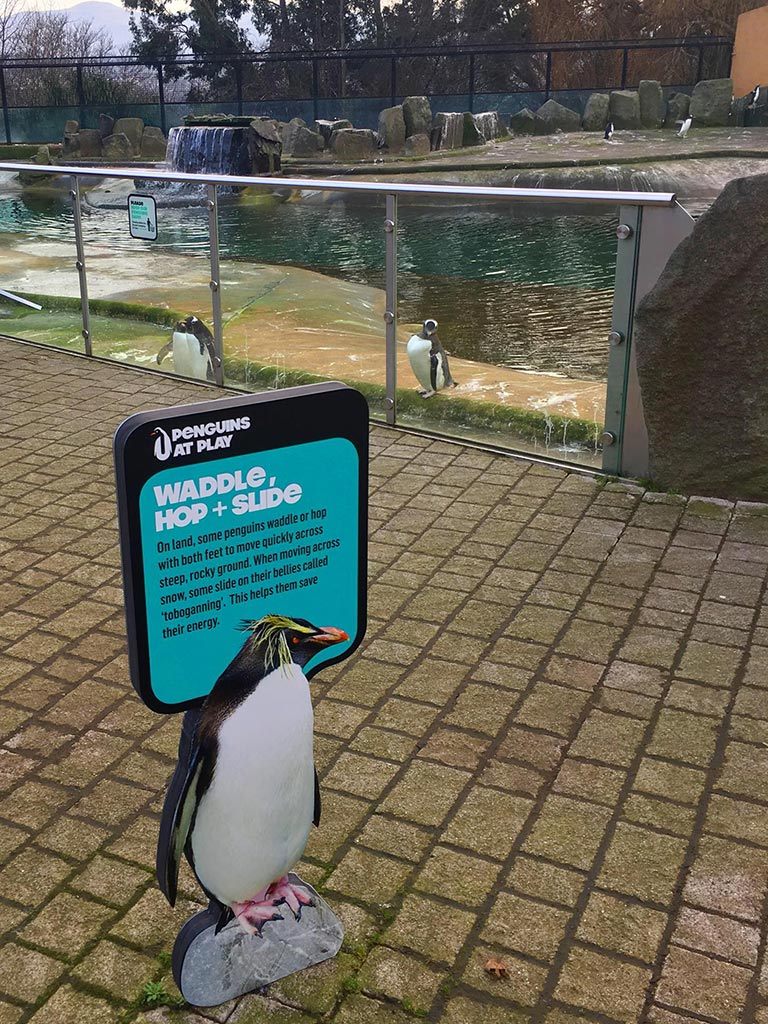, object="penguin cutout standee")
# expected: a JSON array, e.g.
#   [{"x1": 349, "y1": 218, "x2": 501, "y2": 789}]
[
  {"x1": 157, "y1": 315, "x2": 221, "y2": 382},
  {"x1": 406, "y1": 318, "x2": 459, "y2": 399},
  {"x1": 157, "y1": 614, "x2": 348, "y2": 1003}
]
